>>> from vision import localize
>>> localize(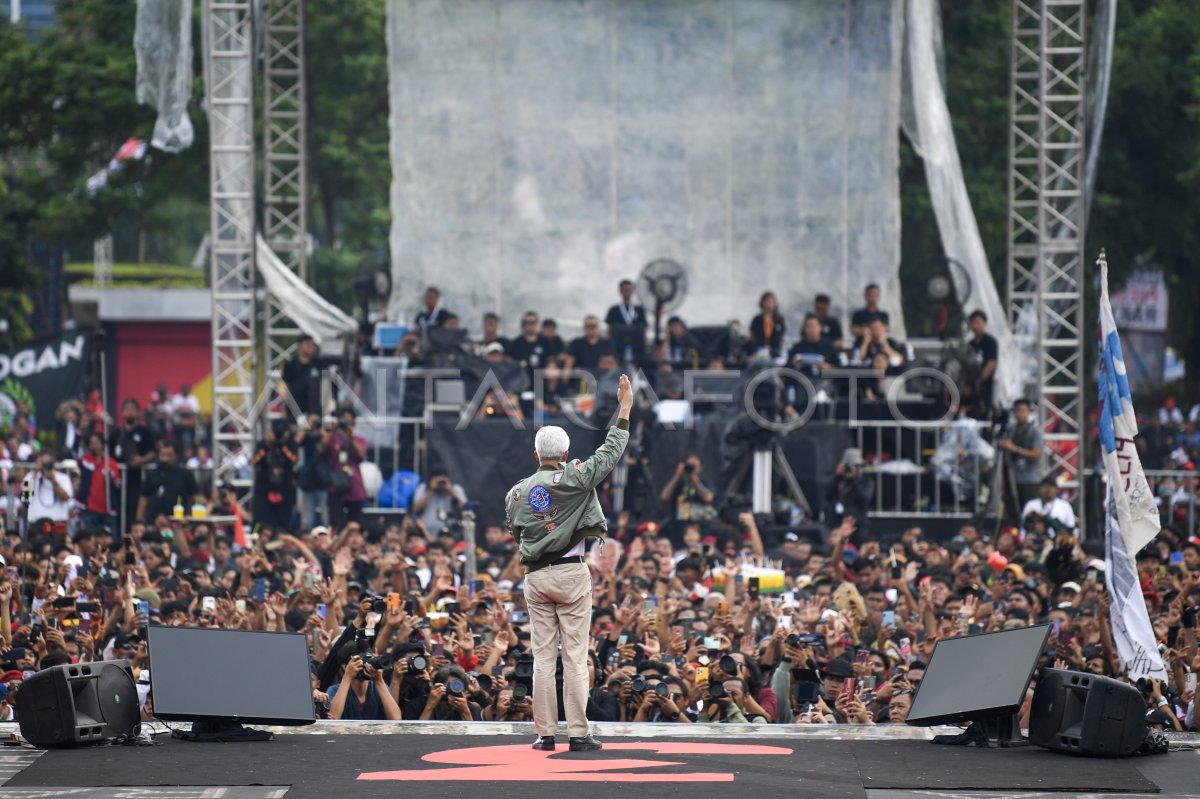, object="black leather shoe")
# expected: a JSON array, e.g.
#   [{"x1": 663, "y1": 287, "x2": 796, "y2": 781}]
[
  {"x1": 532, "y1": 736, "x2": 556, "y2": 751},
  {"x1": 569, "y1": 735, "x2": 602, "y2": 752}
]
